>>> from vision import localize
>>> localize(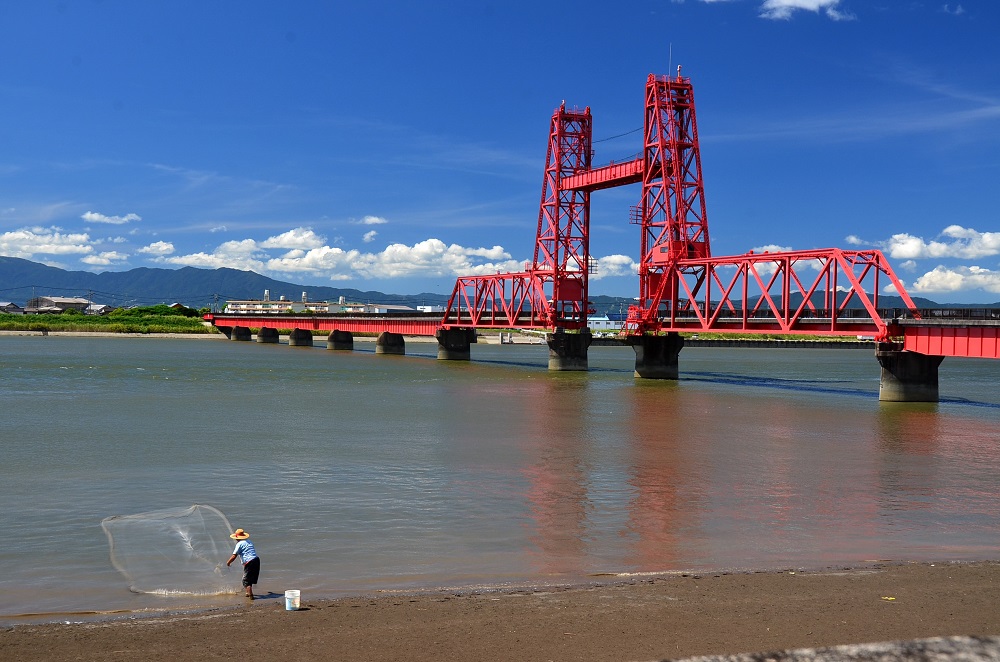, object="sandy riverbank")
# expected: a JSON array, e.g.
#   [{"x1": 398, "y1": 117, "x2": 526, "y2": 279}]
[{"x1": 3, "y1": 561, "x2": 999, "y2": 661}]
